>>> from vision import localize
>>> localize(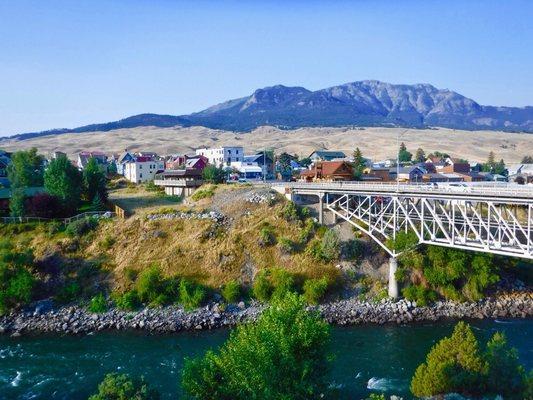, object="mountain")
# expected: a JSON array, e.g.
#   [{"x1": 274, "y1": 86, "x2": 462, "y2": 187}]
[{"x1": 7, "y1": 81, "x2": 533, "y2": 140}]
